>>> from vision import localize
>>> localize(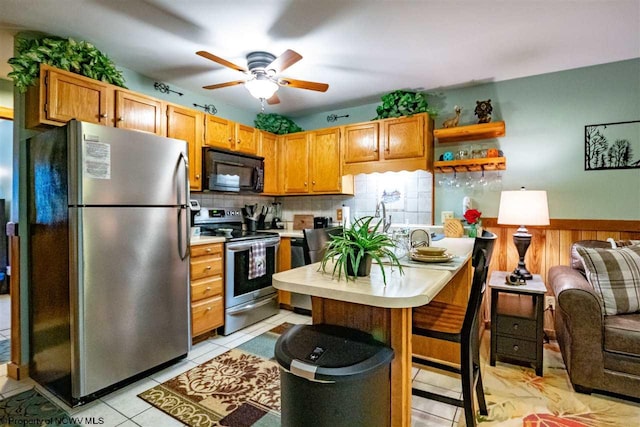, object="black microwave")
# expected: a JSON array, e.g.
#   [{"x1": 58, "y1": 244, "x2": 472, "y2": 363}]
[{"x1": 202, "y1": 147, "x2": 264, "y2": 193}]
